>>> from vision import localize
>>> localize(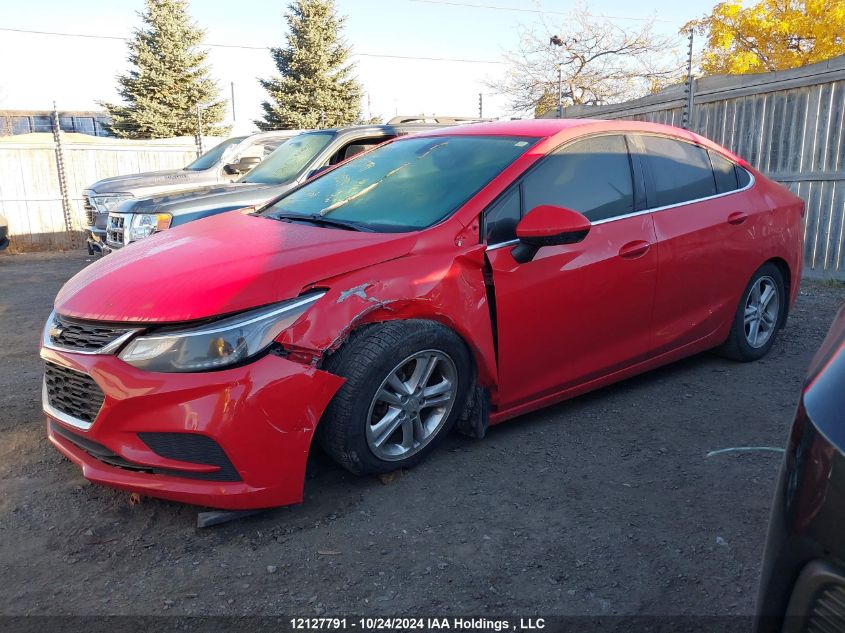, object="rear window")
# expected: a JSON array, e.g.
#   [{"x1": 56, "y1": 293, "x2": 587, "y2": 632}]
[
  {"x1": 710, "y1": 151, "x2": 739, "y2": 194},
  {"x1": 641, "y1": 136, "x2": 716, "y2": 207},
  {"x1": 737, "y1": 166, "x2": 752, "y2": 188}
]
